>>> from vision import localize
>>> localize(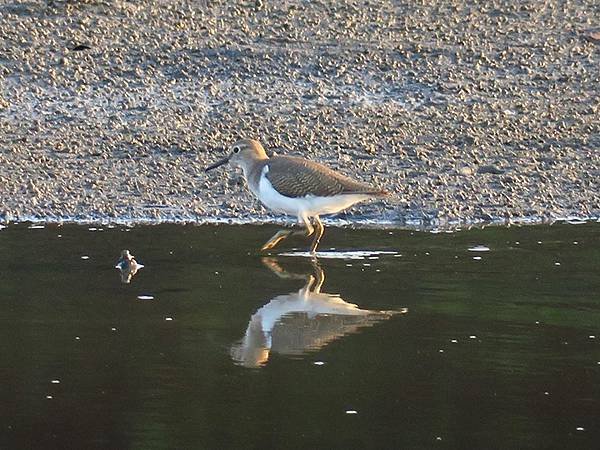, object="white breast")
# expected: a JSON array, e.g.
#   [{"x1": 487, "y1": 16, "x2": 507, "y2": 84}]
[{"x1": 256, "y1": 166, "x2": 370, "y2": 217}]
